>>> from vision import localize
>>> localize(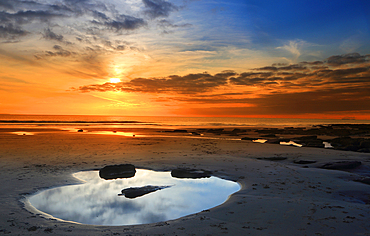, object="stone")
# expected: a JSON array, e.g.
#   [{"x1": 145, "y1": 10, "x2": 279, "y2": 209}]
[
  {"x1": 99, "y1": 164, "x2": 136, "y2": 180},
  {"x1": 171, "y1": 168, "x2": 212, "y2": 179},
  {"x1": 293, "y1": 159, "x2": 317, "y2": 164},
  {"x1": 258, "y1": 157, "x2": 287, "y2": 161},
  {"x1": 119, "y1": 185, "x2": 171, "y2": 199},
  {"x1": 320, "y1": 161, "x2": 361, "y2": 170},
  {"x1": 354, "y1": 177, "x2": 370, "y2": 185}
]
